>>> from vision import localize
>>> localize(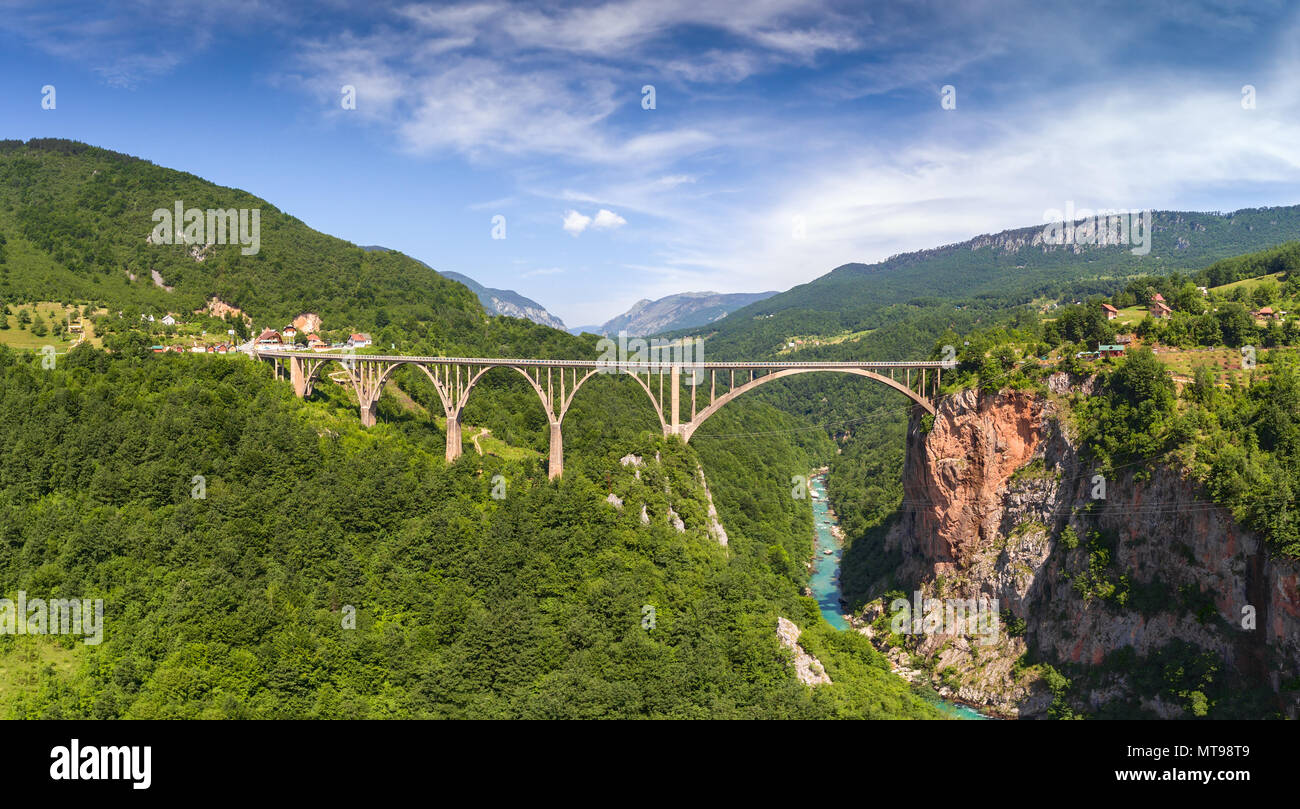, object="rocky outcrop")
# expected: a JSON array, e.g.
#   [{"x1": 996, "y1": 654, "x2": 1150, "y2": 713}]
[
  {"x1": 777, "y1": 617, "x2": 832, "y2": 686},
  {"x1": 863, "y1": 377, "x2": 1300, "y2": 718},
  {"x1": 696, "y1": 465, "x2": 729, "y2": 546},
  {"x1": 292, "y1": 313, "x2": 322, "y2": 333},
  {"x1": 195, "y1": 297, "x2": 252, "y2": 324}
]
